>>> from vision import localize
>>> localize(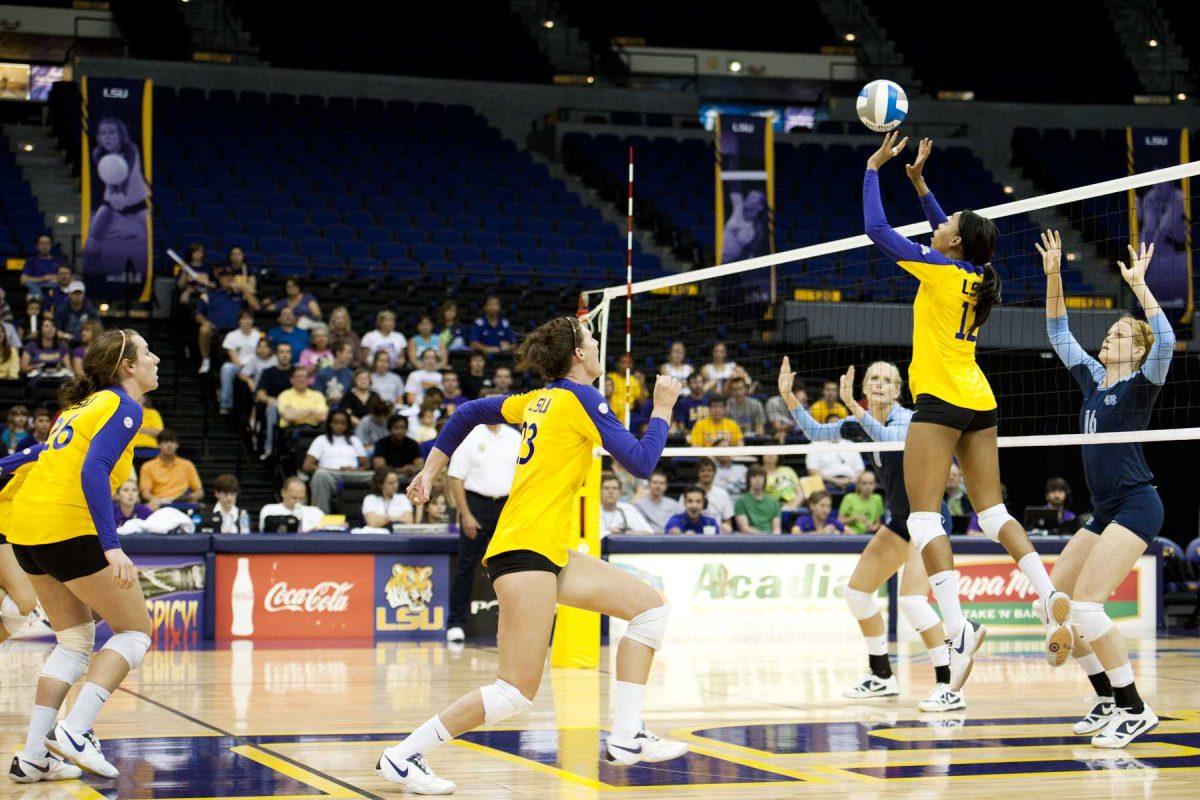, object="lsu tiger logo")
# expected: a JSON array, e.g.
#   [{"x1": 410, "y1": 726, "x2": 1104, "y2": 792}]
[{"x1": 385, "y1": 564, "x2": 433, "y2": 613}]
